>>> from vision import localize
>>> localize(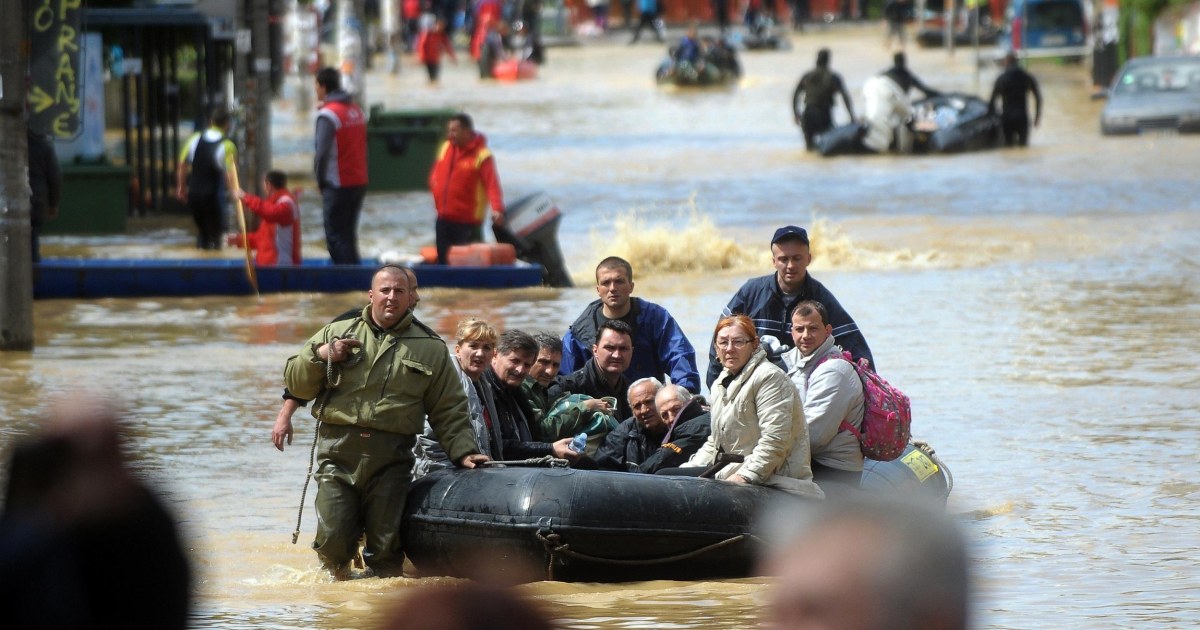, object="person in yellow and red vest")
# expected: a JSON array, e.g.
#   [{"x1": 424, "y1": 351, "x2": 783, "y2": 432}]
[
  {"x1": 428, "y1": 113, "x2": 506, "y2": 265},
  {"x1": 230, "y1": 170, "x2": 302, "y2": 266},
  {"x1": 313, "y1": 67, "x2": 367, "y2": 265}
]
